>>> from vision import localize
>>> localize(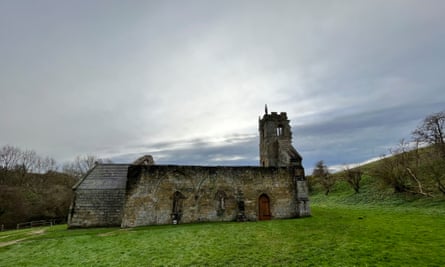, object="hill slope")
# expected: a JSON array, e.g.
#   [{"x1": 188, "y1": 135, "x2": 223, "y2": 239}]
[{"x1": 309, "y1": 145, "x2": 445, "y2": 208}]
